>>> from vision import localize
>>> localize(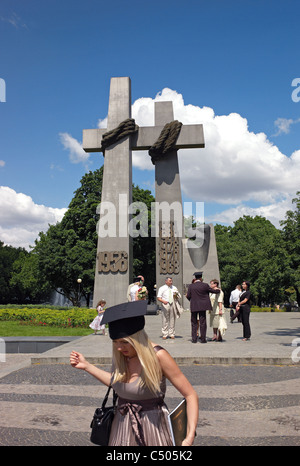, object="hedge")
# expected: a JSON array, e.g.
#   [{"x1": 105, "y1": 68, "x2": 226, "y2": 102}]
[
  {"x1": 0, "y1": 304, "x2": 287, "y2": 329},
  {"x1": 0, "y1": 307, "x2": 98, "y2": 328},
  {"x1": 250, "y1": 306, "x2": 285, "y2": 312}
]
